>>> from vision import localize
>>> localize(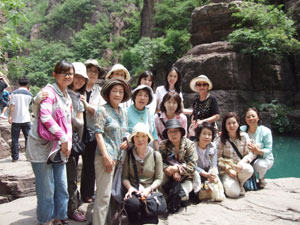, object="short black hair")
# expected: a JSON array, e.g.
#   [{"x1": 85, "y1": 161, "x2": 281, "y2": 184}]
[
  {"x1": 194, "y1": 122, "x2": 216, "y2": 142},
  {"x1": 18, "y1": 76, "x2": 30, "y2": 86}
]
